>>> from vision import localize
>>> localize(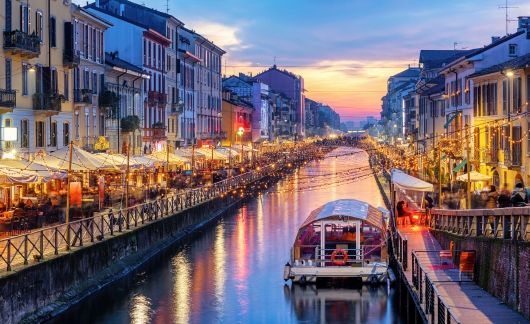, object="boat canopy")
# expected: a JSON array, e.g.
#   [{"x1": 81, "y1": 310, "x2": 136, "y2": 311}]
[
  {"x1": 391, "y1": 169, "x2": 433, "y2": 192},
  {"x1": 299, "y1": 199, "x2": 385, "y2": 230}
]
